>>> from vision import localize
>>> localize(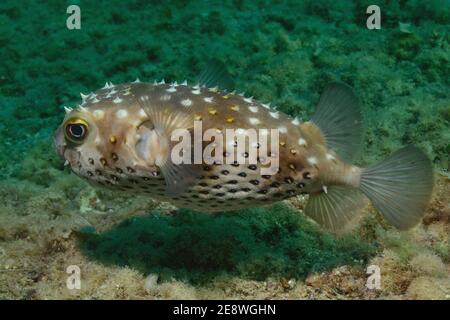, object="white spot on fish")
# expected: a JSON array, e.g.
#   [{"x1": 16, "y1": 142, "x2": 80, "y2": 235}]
[
  {"x1": 298, "y1": 138, "x2": 307, "y2": 146},
  {"x1": 322, "y1": 185, "x2": 328, "y2": 194},
  {"x1": 262, "y1": 103, "x2": 271, "y2": 109},
  {"x1": 248, "y1": 106, "x2": 258, "y2": 113},
  {"x1": 292, "y1": 117, "x2": 300, "y2": 125},
  {"x1": 204, "y1": 97, "x2": 213, "y2": 103},
  {"x1": 93, "y1": 109, "x2": 105, "y2": 119},
  {"x1": 113, "y1": 97, "x2": 123, "y2": 104},
  {"x1": 278, "y1": 126, "x2": 287, "y2": 134},
  {"x1": 249, "y1": 118, "x2": 260, "y2": 125},
  {"x1": 326, "y1": 153, "x2": 336, "y2": 161},
  {"x1": 307, "y1": 157, "x2": 318, "y2": 166},
  {"x1": 192, "y1": 89, "x2": 201, "y2": 95},
  {"x1": 180, "y1": 99, "x2": 192, "y2": 107},
  {"x1": 166, "y1": 86, "x2": 177, "y2": 93},
  {"x1": 116, "y1": 109, "x2": 128, "y2": 119},
  {"x1": 243, "y1": 97, "x2": 253, "y2": 103}
]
